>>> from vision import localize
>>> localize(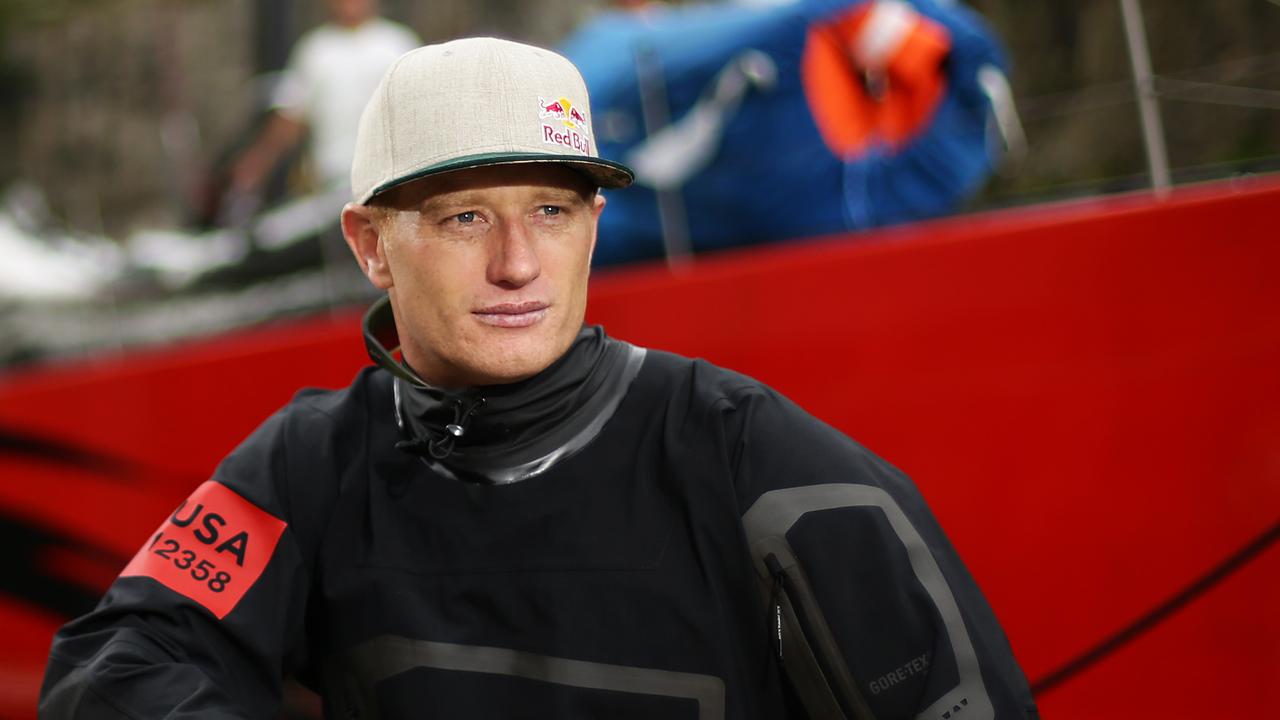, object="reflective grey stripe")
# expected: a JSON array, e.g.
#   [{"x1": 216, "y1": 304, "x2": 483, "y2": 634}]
[
  {"x1": 741, "y1": 484, "x2": 993, "y2": 720},
  {"x1": 485, "y1": 344, "x2": 647, "y2": 484},
  {"x1": 336, "y1": 635, "x2": 724, "y2": 720}
]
